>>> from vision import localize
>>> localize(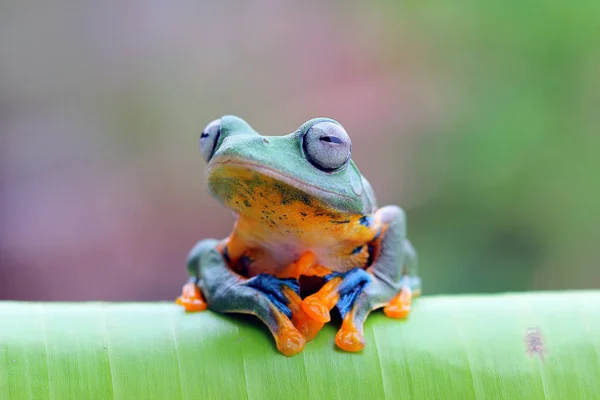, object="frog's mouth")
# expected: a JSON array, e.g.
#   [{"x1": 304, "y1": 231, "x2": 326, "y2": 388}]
[
  {"x1": 205, "y1": 157, "x2": 355, "y2": 216},
  {"x1": 208, "y1": 158, "x2": 346, "y2": 198},
  {"x1": 216, "y1": 159, "x2": 349, "y2": 193}
]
